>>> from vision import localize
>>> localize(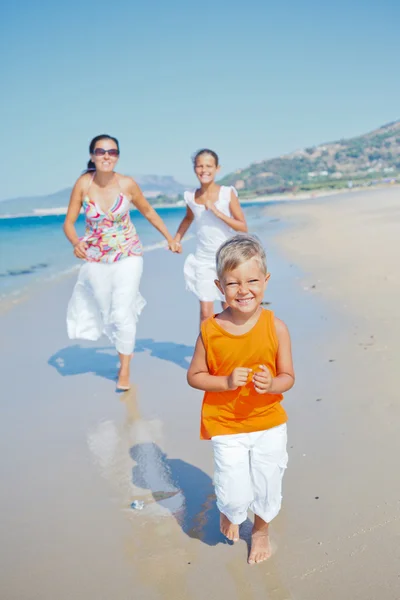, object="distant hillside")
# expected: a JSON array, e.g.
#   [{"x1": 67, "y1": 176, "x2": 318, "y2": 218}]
[
  {"x1": 137, "y1": 175, "x2": 186, "y2": 197},
  {"x1": 0, "y1": 175, "x2": 187, "y2": 216},
  {"x1": 220, "y1": 121, "x2": 400, "y2": 195}
]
